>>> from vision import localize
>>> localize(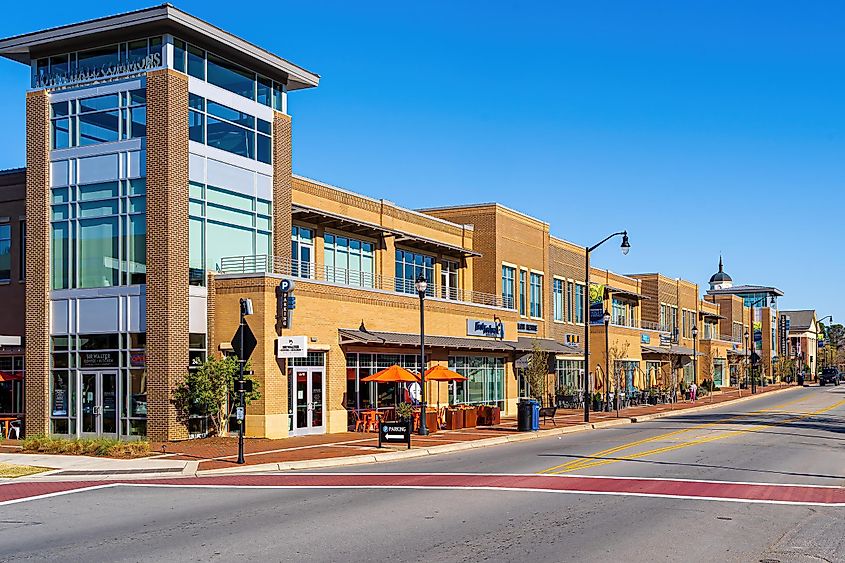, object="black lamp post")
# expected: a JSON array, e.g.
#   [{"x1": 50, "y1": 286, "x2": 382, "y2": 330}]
[
  {"x1": 744, "y1": 328, "x2": 750, "y2": 396},
  {"x1": 237, "y1": 297, "x2": 253, "y2": 465},
  {"x1": 583, "y1": 231, "x2": 629, "y2": 423},
  {"x1": 692, "y1": 324, "x2": 698, "y2": 390},
  {"x1": 604, "y1": 309, "x2": 611, "y2": 412},
  {"x1": 415, "y1": 273, "x2": 429, "y2": 436}
]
